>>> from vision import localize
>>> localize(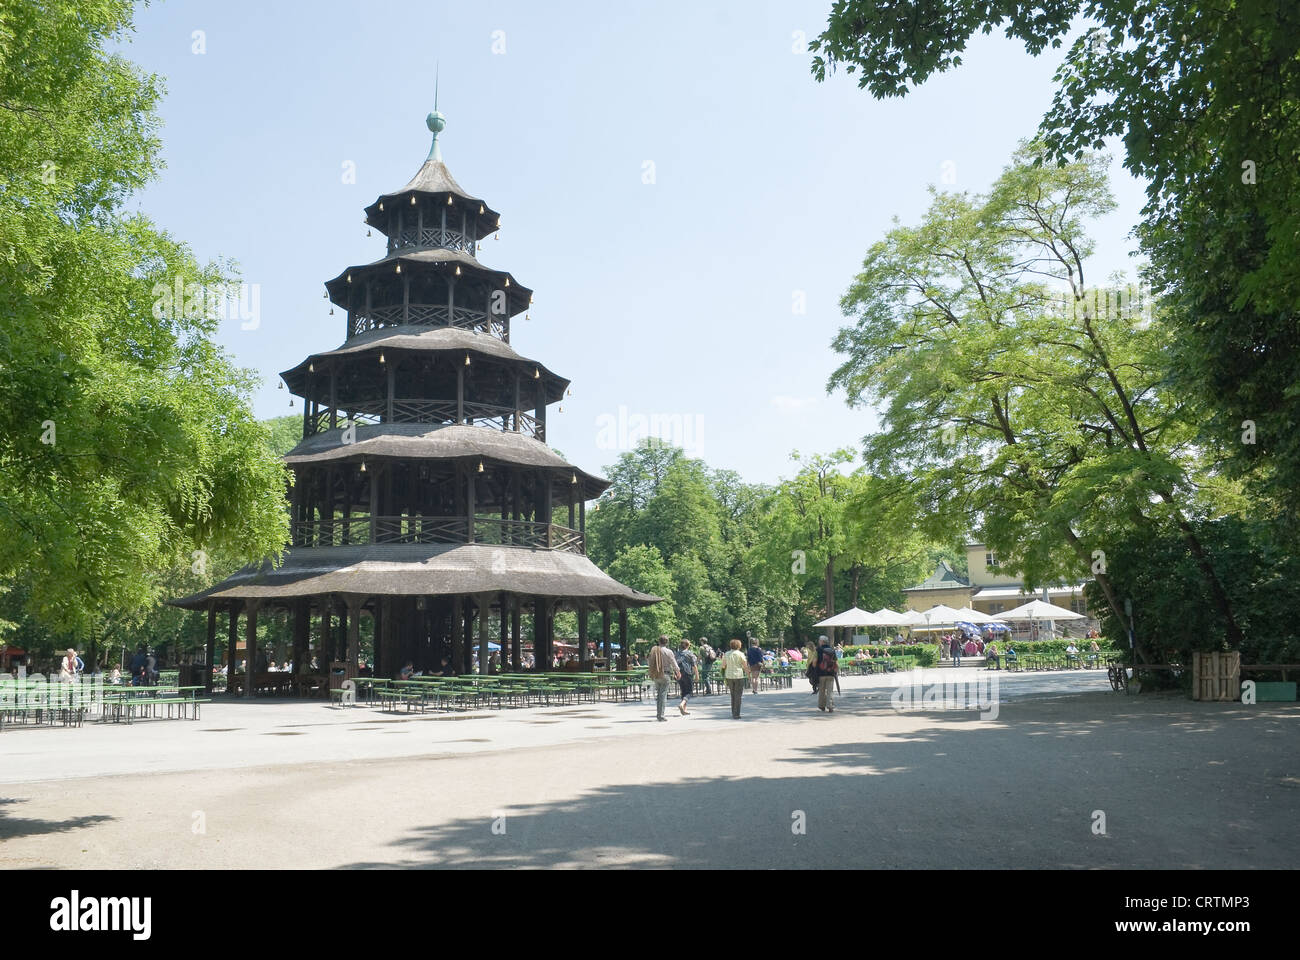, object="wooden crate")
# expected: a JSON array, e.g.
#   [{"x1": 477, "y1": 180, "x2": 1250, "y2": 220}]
[{"x1": 1192, "y1": 652, "x2": 1240, "y2": 701}]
